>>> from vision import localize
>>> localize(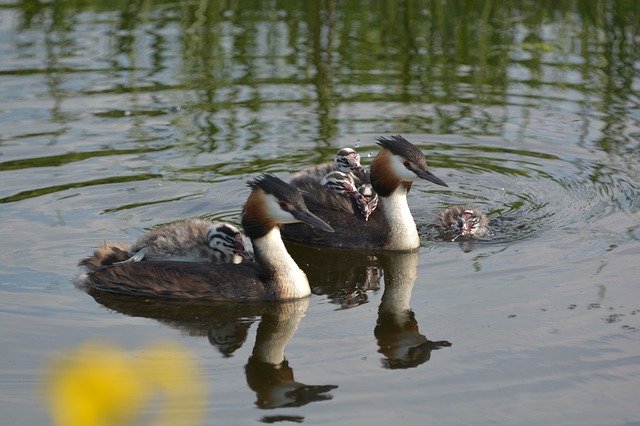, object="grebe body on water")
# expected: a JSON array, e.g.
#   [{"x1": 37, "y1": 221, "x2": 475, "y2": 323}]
[
  {"x1": 79, "y1": 175, "x2": 334, "y2": 301},
  {"x1": 283, "y1": 135, "x2": 448, "y2": 251}
]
